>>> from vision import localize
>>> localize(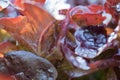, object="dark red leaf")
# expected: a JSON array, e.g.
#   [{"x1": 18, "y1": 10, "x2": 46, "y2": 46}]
[{"x1": 106, "y1": 0, "x2": 120, "y2": 6}]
